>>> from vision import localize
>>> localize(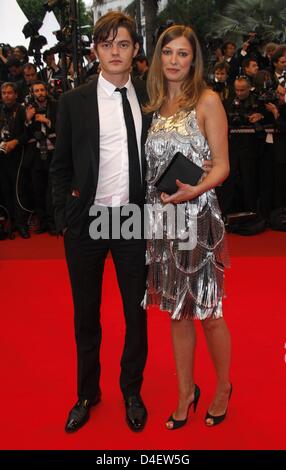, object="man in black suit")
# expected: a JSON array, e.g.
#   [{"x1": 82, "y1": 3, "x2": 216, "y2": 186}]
[{"x1": 50, "y1": 12, "x2": 150, "y2": 433}]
